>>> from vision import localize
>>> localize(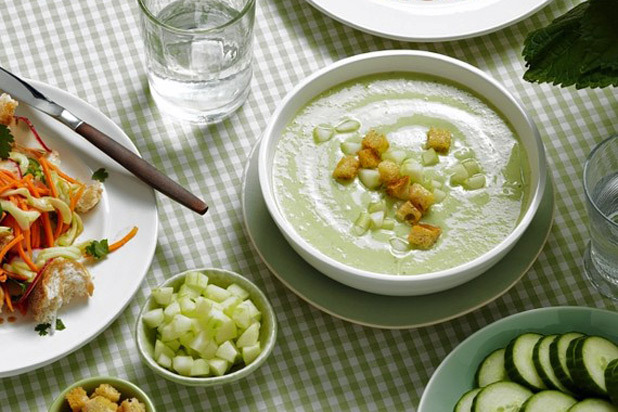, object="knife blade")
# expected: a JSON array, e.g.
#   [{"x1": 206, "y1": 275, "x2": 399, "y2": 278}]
[{"x1": 0, "y1": 66, "x2": 208, "y2": 215}]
